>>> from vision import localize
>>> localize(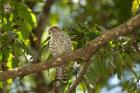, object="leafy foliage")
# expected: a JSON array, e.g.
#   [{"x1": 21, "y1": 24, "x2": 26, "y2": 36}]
[{"x1": 0, "y1": 0, "x2": 140, "y2": 93}]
